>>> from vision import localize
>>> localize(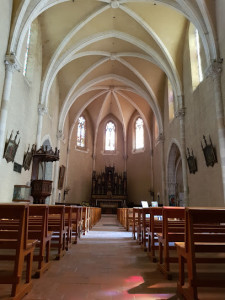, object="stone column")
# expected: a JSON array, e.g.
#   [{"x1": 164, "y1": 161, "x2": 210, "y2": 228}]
[
  {"x1": 0, "y1": 54, "x2": 20, "y2": 159},
  {"x1": 175, "y1": 97, "x2": 189, "y2": 207},
  {"x1": 123, "y1": 154, "x2": 128, "y2": 172},
  {"x1": 36, "y1": 104, "x2": 48, "y2": 148},
  {"x1": 92, "y1": 153, "x2": 96, "y2": 171},
  {"x1": 52, "y1": 130, "x2": 63, "y2": 204},
  {"x1": 206, "y1": 60, "x2": 225, "y2": 202},
  {"x1": 157, "y1": 133, "x2": 166, "y2": 205}
]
